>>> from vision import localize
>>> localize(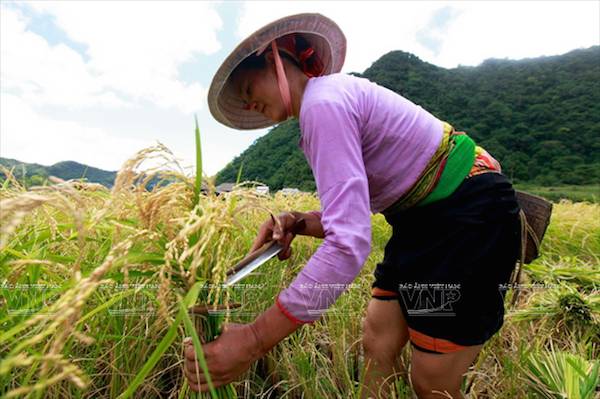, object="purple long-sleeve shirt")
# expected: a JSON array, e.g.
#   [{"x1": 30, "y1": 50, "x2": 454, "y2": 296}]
[{"x1": 276, "y1": 73, "x2": 444, "y2": 323}]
